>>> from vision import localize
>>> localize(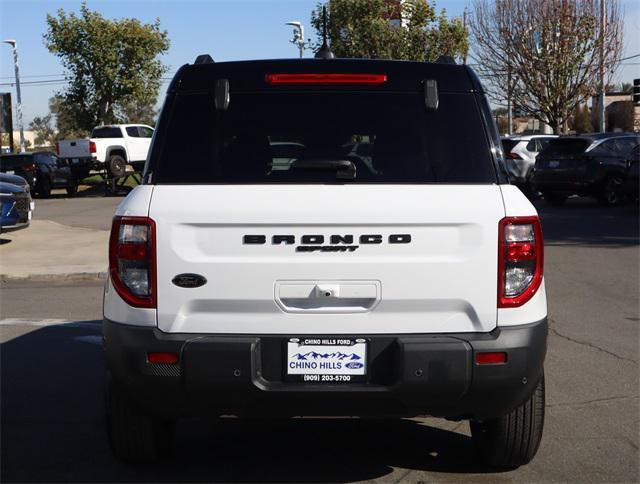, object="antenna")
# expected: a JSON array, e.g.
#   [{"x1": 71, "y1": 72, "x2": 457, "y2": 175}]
[{"x1": 315, "y1": 5, "x2": 335, "y2": 59}]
